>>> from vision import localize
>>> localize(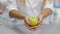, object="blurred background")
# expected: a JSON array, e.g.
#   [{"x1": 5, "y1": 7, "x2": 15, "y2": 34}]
[{"x1": 0, "y1": 0, "x2": 60, "y2": 34}]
